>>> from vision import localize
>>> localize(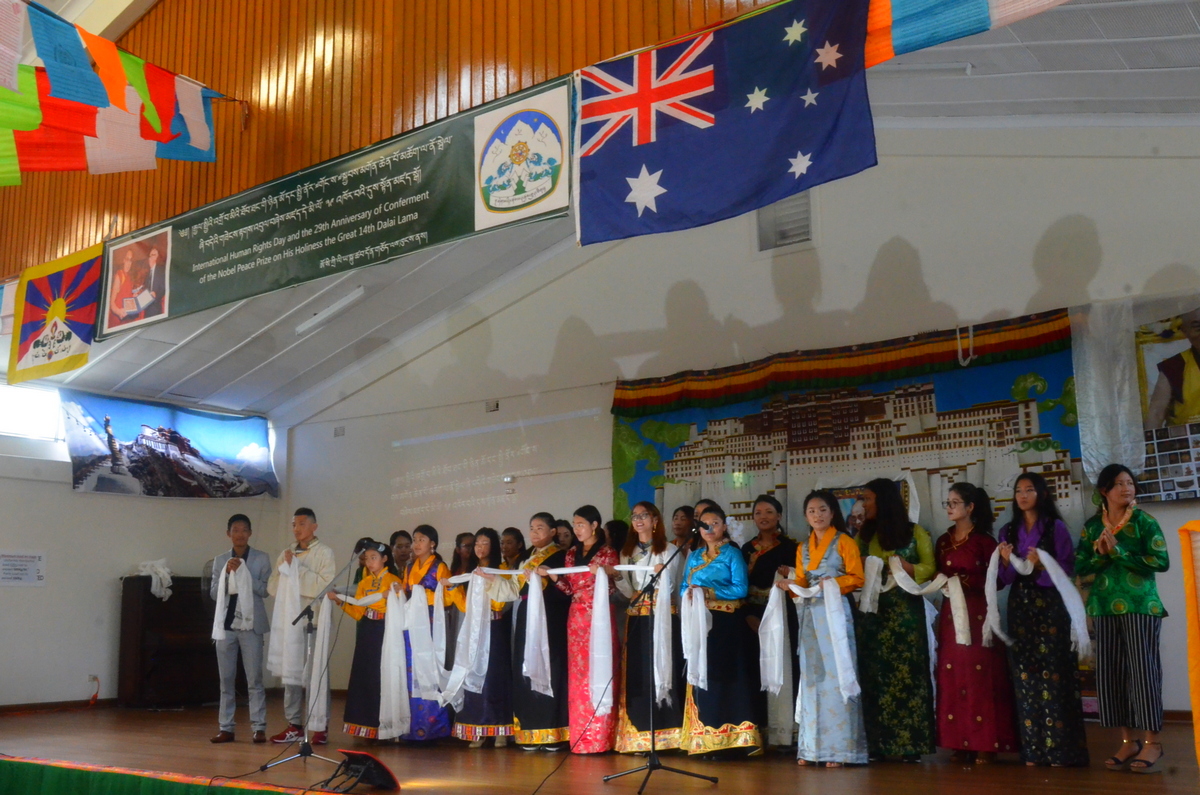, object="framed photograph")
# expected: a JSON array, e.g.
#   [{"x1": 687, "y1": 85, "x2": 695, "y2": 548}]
[{"x1": 100, "y1": 228, "x2": 172, "y2": 335}]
